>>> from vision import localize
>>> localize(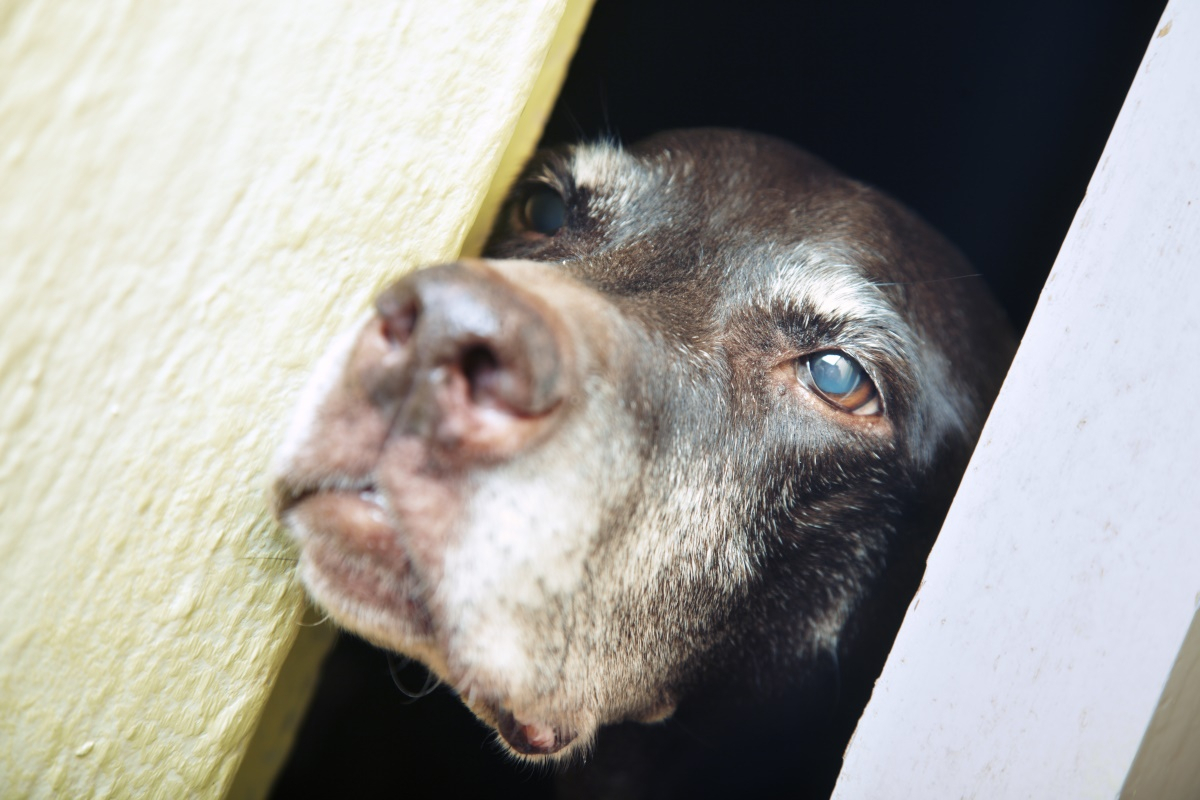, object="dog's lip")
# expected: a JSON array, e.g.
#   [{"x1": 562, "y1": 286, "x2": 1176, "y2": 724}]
[
  {"x1": 285, "y1": 483, "x2": 440, "y2": 644},
  {"x1": 275, "y1": 477, "x2": 380, "y2": 518},
  {"x1": 273, "y1": 479, "x2": 322, "y2": 518},
  {"x1": 464, "y1": 687, "x2": 579, "y2": 757},
  {"x1": 282, "y1": 482, "x2": 409, "y2": 556},
  {"x1": 496, "y1": 710, "x2": 576, "y2": 756}
]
